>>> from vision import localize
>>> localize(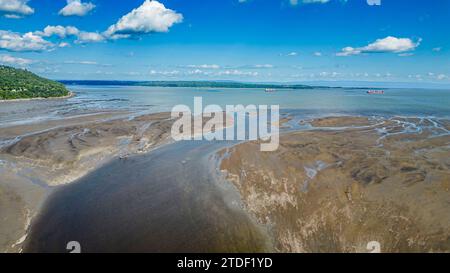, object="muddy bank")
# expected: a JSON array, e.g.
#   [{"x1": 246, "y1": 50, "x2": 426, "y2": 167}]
[
  {"x1": 24, "y1": 140, "x2": 271, "y2": 253},
  {"x1": 3, "y1": 113, "x2": 449, "y2": 253},
  {"x1": 1, "y1": 112, "x2": 173, "y2": 186},
  {"x1": 0, "y1": 111, "x2": 251, "y2": 252},
  {"x1": 220, "y1": 116, "x2": 450, "y2": 252},
  {"x1": 0, "y1": 112, "x2": 175, "y2": 252}
]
